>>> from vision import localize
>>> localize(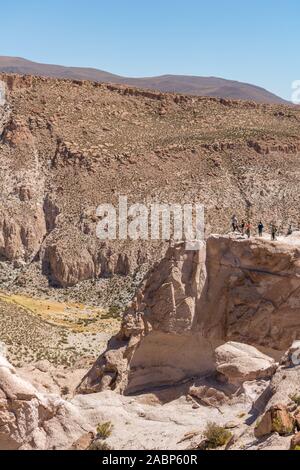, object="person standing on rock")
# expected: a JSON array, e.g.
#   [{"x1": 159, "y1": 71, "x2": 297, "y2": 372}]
[
  {"x1": 287, "y1": 224, "x2": 293, "y2": 236},
  {"x1": 258, "y1": 221, "x2": 264, "y2": 237},
  {"x1": 245, "y1": 221, "x2": 251, "y2": 239},
  {"x1": 240, "y1": 219, "x2": 245, "y2": 236},
  {"x1": 271, "y1": 224, "x2": 278, "y2": 241},
  {"x1": 231, "y1": 215, "x2": 239, "y2": 233}
]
